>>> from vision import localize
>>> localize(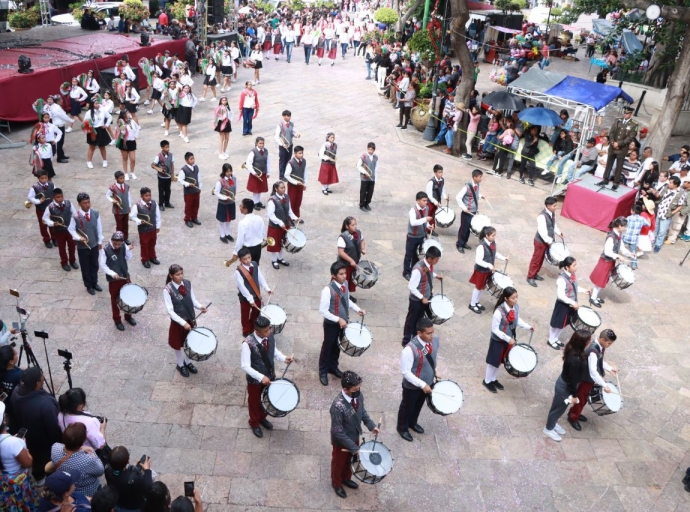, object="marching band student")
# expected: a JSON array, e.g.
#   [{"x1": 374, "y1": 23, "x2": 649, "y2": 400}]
[
  {"x1": 266, "y1": 180, "x2": 298, "y2": 269},
  {"x1": 285, "y1": 145, "x2": 307, "y2": 220},
  {"x1": 235, "y1": 248, "x2": 273, "y2": 336},
  {"x1": 548, "y1": 256, "x2": 591, "y2": 350},
  {"x1": 397, "y1": 318, "x2": 438, "y2": 442},
  {"x1": 357, "y1": 142, "x2": 378, "y2": 212},
  {"x1": 129, "y1": 187, "x2": 161, "y2": 268},
  {"x1": 215, "y1": 164, "x2": 236, "y2": 243},
  {"x1": 318, "y1": 262, "x2": 364, "y2": 386},
  {"x1": 27, "y1": 170, "x2": 55, "y2": 248},
  {"x1": 329, "y1": 370, "x2": 378, "y2": 499},
  {"x1": 98, "y1": 231, "x2": 136, "y2": 331},
  {"x1": 527, "y1": 197, "x2": 563, "y2": 287},
  {"x1": 233, "y1": 199, "x2": 266, "y2": 264},
  {"x1": 468, "y1": 226, "x2": 508, "y2": 314},
  {"x1": 31, "y1": 133, "x2": 56, "y2": 179},
  {"x1": 246, "y1": 136, "x2": 270, "y2": 209},
  {"x1": 106, "y1": 171, "x2": 132, "y2": 244},
  {"x1": 163, "y1": 264, "x2": 208, "y2": 377},
  {"x1": 230, "y1": 41, "x2": 241, "y2": 81},
  {"x1": 588, "y1": 217, "x2": 635, "y2": 308},
  {"x1": 178, "y1": 152, "x2": 202, "y2": 228},
  {"x1": 152, "y1": 139, "x2": 175, "y2": 211},
  {"x1": 122, "y1": 82, "x2": 140, "y2": 124},
  {"x1": 327, "y1": 35, "x2": 338, "y2": 66},
  {"x1": 146, "y1": 71, "x2": 166, "y2": 115},
  {"x1": 42, "y1": 188, "x2": 78, "y2": 271},
  {"x1": 402, "y1": 246, "x2": 442, "y2": 345},
  {"x1": 275, "y1": 110, "x2": 299, "y2": 180},
  {"x1": 66, "y1": 77, "x2": 87, "y2": 131},
  {"x1": 272, "y1": 29, "x2": 283, "y2": 61},
  {"x1": 83, "y1": 98, "x2": 112, "y2": 169},
  {"x1": 403, "y1": 192, "x2": 433, "y2": 280},
  {"x1": 220, "y1": 48, "x2": 234, "y2": 92},
  {"x1": 483, "y1": 287, "x2": 533, "y2": 393},
  {"x1": 567, "y1": 328, "x2": 618, "y2": 431},
  {"x1": 115, "y1": 110, "x2": 140, "y2": 180},
  {"x1": 161, "y1": 80, "x2": 179, "y2": 136},
  {"x1": 241, "y1": 315, "x2": 294, "y2": 438},
  {"x1": 84, "y1": 70, "x2": 100, "y2": 104},
  {"x1": 199, "y1": 59, "x2": 218, "y2": 102},
  {"x1": 175, "y1": 84, "x2": 197, "y2": 143},
  {"x1": 238, "y1": 81, "x2": 260, "y2": 136},
  {"x1": 262, "y1": 27, "x2": 272, "y2": 59},
  {"x1": 337, "y1": 216, "x2": 366, "y2": 298},
  {"x1": 68, "y1": 193, "x2": 104, "y2": 295},
  {"x1": 318, "y1": 132, "x2": 339, "y2": 195},
  {"x1": 48, "y1": 96, "x2": 72, "y2": 163},
  {"x1": 213, "y1": 97, "x2": 233, "y2": 160},
  {"x1": 315, "y1": 33, "x2": 326, "y2": 65},
  {"x1": 425, "y1": 165, "x2": 447, "y2": 235},
  {"x1": 456, "y1": 169, "x2": 485, "y2": 253}
]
